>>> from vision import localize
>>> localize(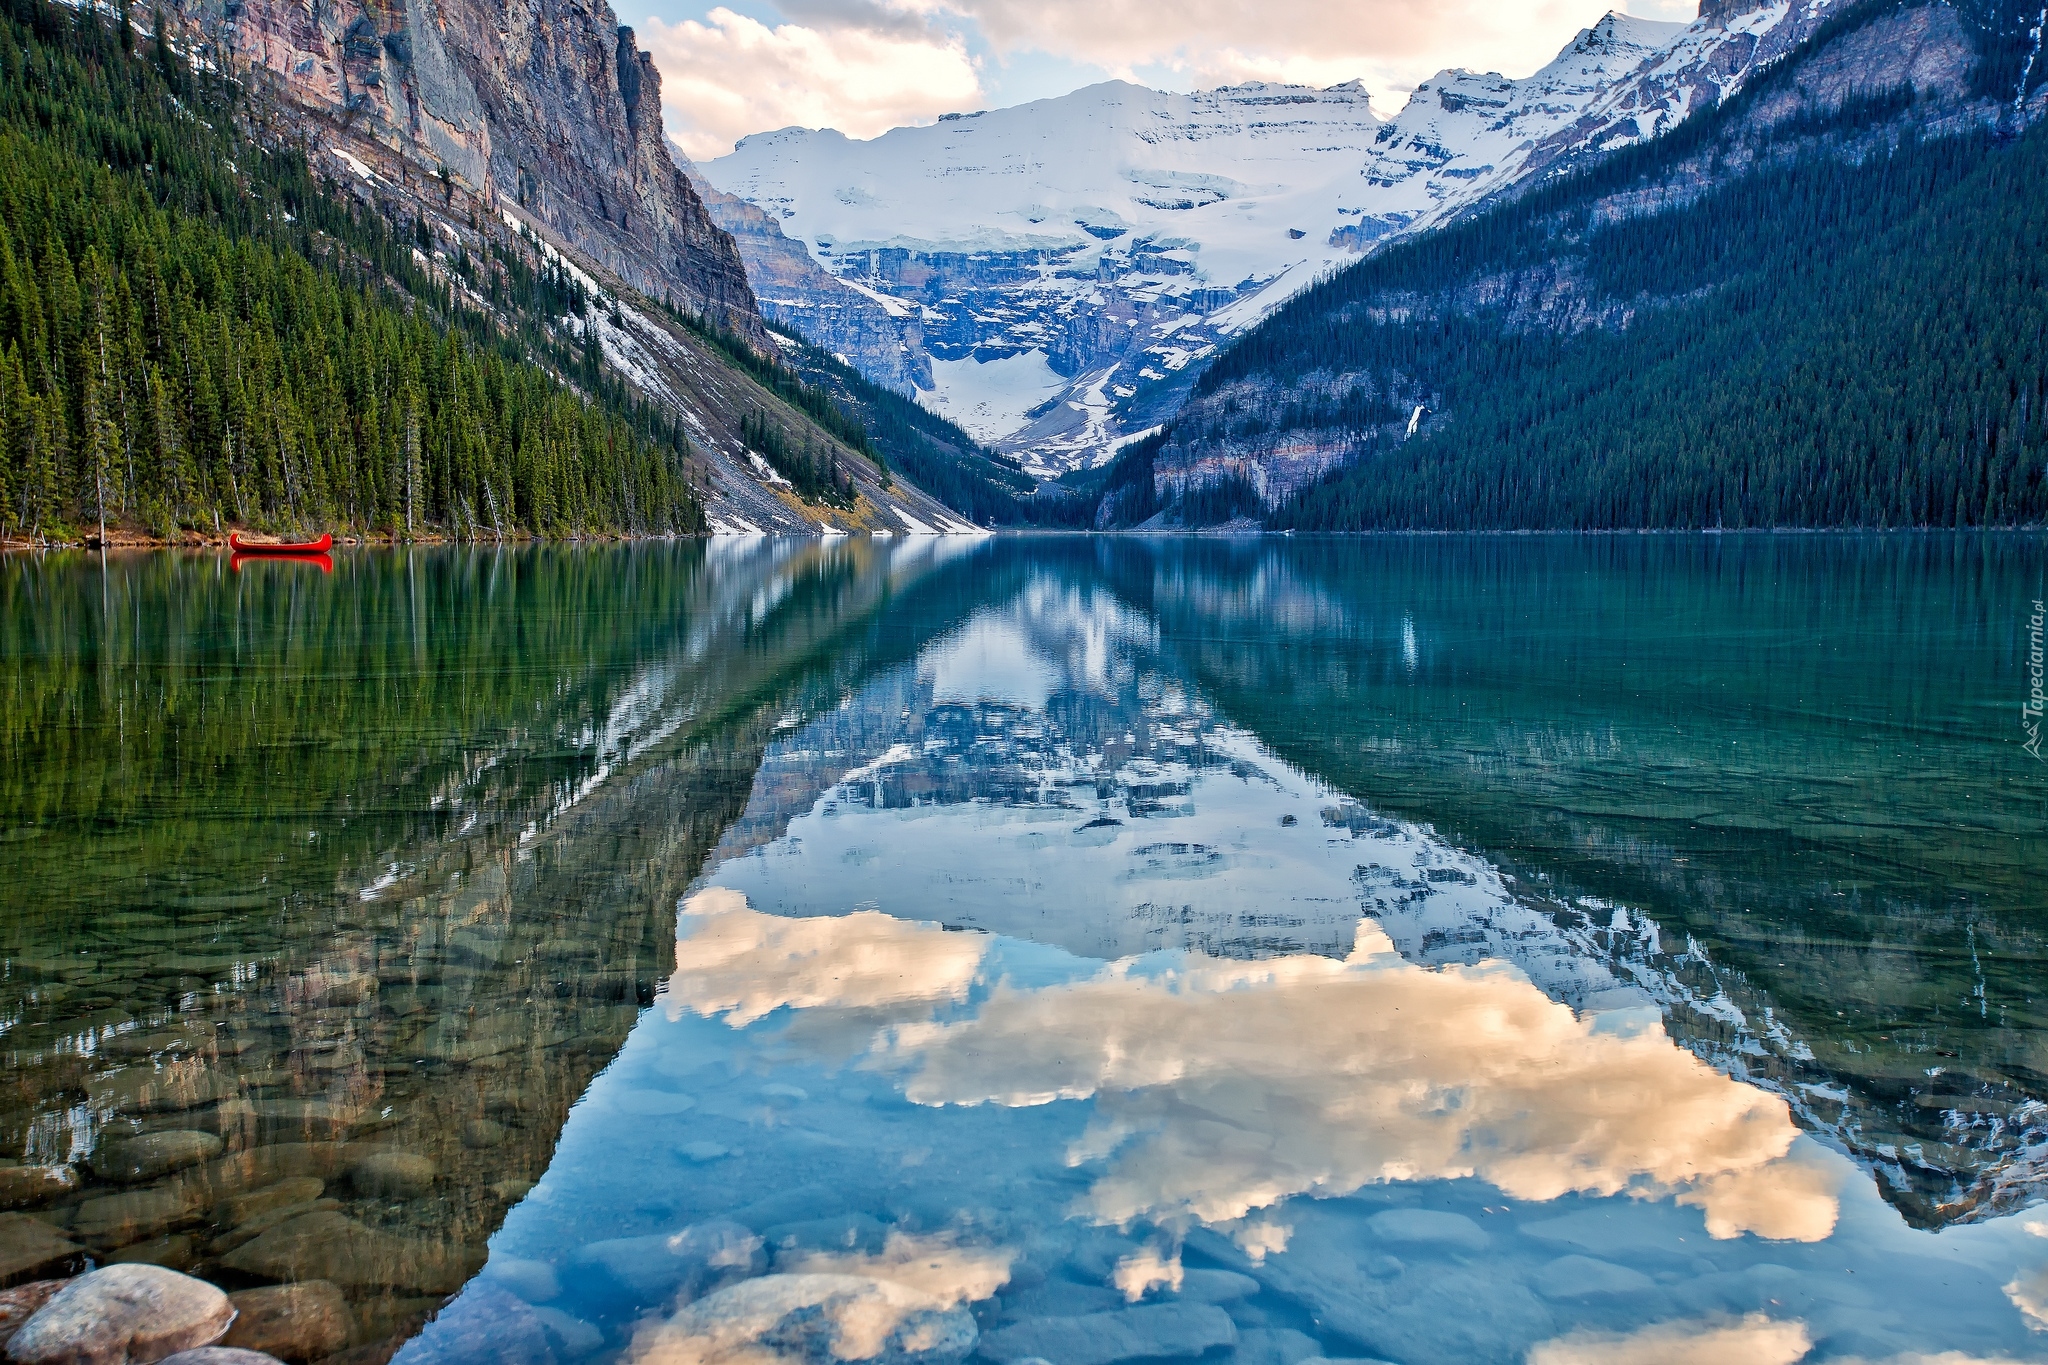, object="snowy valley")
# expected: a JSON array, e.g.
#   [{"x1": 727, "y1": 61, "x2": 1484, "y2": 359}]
[{"x1": 693, "y1": 1, "x2": 1830, "y2": 472}]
